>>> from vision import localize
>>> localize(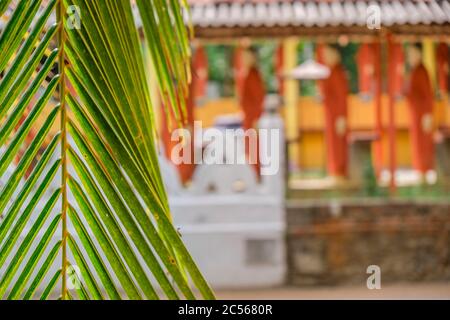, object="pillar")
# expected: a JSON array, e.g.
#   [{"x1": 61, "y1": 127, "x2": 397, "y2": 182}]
[
  {"x1": 423, "y1": 38, "x2": 437, "y2": 89},
  {"x1": 372, "y1": 41, "x2": 383, "y2": 176},
  {"x1": 386, "y1": 34, "x2": 397, "y2": 193},
  {"x1": 282, "y1": 37, "x2": 300, "y2": 172}
]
